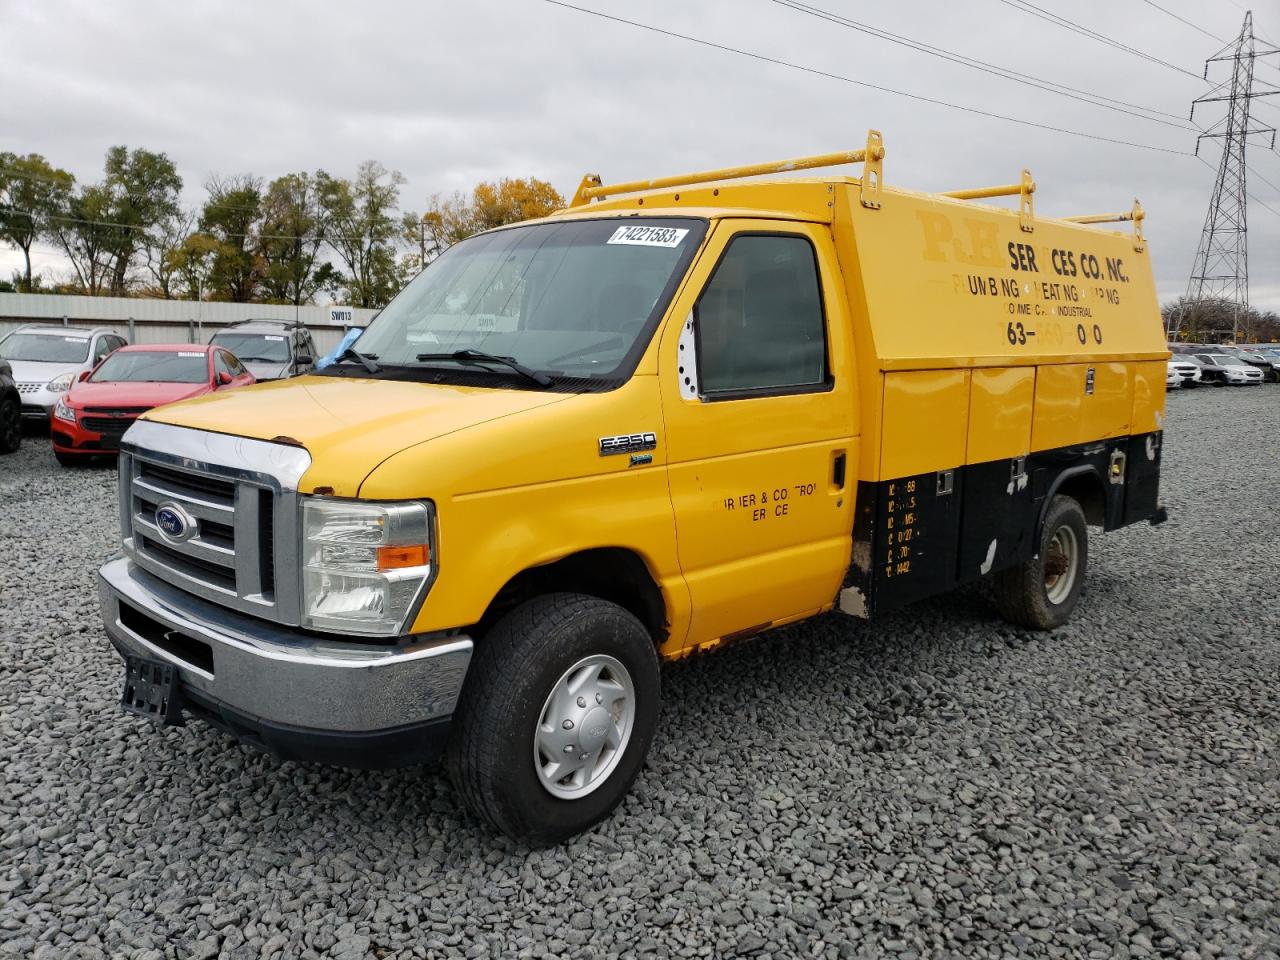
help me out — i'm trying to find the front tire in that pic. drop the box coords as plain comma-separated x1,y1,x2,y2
54,449,81,467
446,593,661,846
992,495,1088,630
0,396,20,454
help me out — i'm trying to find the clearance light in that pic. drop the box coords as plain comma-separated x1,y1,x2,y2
301,499,435,636
377,544,430,570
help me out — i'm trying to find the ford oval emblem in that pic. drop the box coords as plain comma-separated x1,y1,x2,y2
155,502,196,543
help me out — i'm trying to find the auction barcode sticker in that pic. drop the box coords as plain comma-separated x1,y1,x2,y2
178,351,203,357
606,225,688,248
65,337,88,343
265,335,285,341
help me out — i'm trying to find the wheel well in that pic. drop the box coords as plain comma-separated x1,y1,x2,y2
476,548,667,645
1054,470,1107,527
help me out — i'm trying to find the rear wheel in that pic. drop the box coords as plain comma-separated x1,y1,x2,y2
446,593,661,845
992,495,1088,630
0,396,20,454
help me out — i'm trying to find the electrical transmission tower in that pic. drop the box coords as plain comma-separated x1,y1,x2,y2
1178,11,1280,342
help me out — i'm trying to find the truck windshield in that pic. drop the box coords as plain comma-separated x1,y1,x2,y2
90,351,210,384
0,333,91,363
354,217,706,384
210,333,291,363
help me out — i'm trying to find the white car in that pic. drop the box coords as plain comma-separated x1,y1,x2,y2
1166,358,1201,388
0,325,128,421
1192,353,1264,386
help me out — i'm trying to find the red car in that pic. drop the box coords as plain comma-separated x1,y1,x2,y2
51,344,254,464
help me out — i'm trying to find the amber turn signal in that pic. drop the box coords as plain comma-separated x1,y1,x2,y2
376,544,429,571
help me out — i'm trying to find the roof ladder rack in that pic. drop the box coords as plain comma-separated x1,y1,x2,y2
569,129,886,210
942,169,1036,233
1063,200,1145,252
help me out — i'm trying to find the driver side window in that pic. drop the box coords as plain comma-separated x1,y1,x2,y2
693,234,828,399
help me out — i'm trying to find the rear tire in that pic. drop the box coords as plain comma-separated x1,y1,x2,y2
992,495,1088,630
446,593,660,846
0,396,20,454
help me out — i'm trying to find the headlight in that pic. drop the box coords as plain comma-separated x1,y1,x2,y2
301,498,435,636
47,373,75,393
53,397,76,423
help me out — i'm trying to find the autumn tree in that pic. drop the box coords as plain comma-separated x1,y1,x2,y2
318,161,405,308
166,233,222,302
141,210,195,299
417,177,564,261
46,147,181,296
199,175,264,302
50,182,115,295
259,172,331,305
0,153,75,292
100,147,183,294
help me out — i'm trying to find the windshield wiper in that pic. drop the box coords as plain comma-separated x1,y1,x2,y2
236,355,285,363
414,349,552,387
333,346,381,374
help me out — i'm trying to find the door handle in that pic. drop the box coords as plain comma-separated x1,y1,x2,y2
832,451,847,490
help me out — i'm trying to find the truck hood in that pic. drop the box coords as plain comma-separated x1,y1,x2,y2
67,380,210,409
140,375,571,494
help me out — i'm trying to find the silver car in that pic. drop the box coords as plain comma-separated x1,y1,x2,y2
0,325,128,421
207,320,317,382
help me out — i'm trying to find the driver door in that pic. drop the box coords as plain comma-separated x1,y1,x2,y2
658,220,858,650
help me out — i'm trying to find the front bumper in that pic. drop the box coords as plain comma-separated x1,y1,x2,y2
98,556,472,767
51,413,130,453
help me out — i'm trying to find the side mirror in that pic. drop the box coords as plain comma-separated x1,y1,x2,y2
217,371,233,386
78,370,92,382
295,353,313,368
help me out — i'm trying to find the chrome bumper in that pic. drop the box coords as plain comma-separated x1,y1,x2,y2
98,556,472,733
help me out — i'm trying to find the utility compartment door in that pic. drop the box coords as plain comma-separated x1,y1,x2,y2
658,220,857,649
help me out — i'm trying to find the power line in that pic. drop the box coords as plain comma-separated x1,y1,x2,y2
767,0,1194,129
540,0,1192,156
1139,0,1224,43
995,0,1204,80
0,206,371,245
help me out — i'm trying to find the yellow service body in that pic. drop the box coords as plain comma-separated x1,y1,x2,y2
146,172,1167,659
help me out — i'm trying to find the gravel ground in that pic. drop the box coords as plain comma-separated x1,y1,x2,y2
2,386,1278,960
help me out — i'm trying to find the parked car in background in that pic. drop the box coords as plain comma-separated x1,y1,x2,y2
1190,353,1264,386
0,359,20,454
51,345,254,465
1223,347,1280,382
1166,358,1201,388
0,325,127,422
208,320,316,381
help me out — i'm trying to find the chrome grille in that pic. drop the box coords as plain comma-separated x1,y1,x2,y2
118,421,311,626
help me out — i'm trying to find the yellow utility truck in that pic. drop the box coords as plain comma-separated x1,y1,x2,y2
100,132,1168,843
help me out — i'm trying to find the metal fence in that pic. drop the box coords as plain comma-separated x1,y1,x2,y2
0,293,379,356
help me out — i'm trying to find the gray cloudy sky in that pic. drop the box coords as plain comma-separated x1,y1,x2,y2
3,0,1279,309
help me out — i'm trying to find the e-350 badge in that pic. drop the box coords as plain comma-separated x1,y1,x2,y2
598,431,657,457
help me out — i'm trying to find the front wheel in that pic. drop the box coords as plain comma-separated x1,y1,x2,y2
0,396,20,454
992,495,1088,630
446,593,660,845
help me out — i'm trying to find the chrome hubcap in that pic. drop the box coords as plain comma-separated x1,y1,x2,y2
533,654,635,799
1044,524,1080,605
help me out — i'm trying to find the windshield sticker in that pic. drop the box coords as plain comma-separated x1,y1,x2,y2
177,351,203,357
64,337,89,344
607,225,689,248
265,335,285,341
